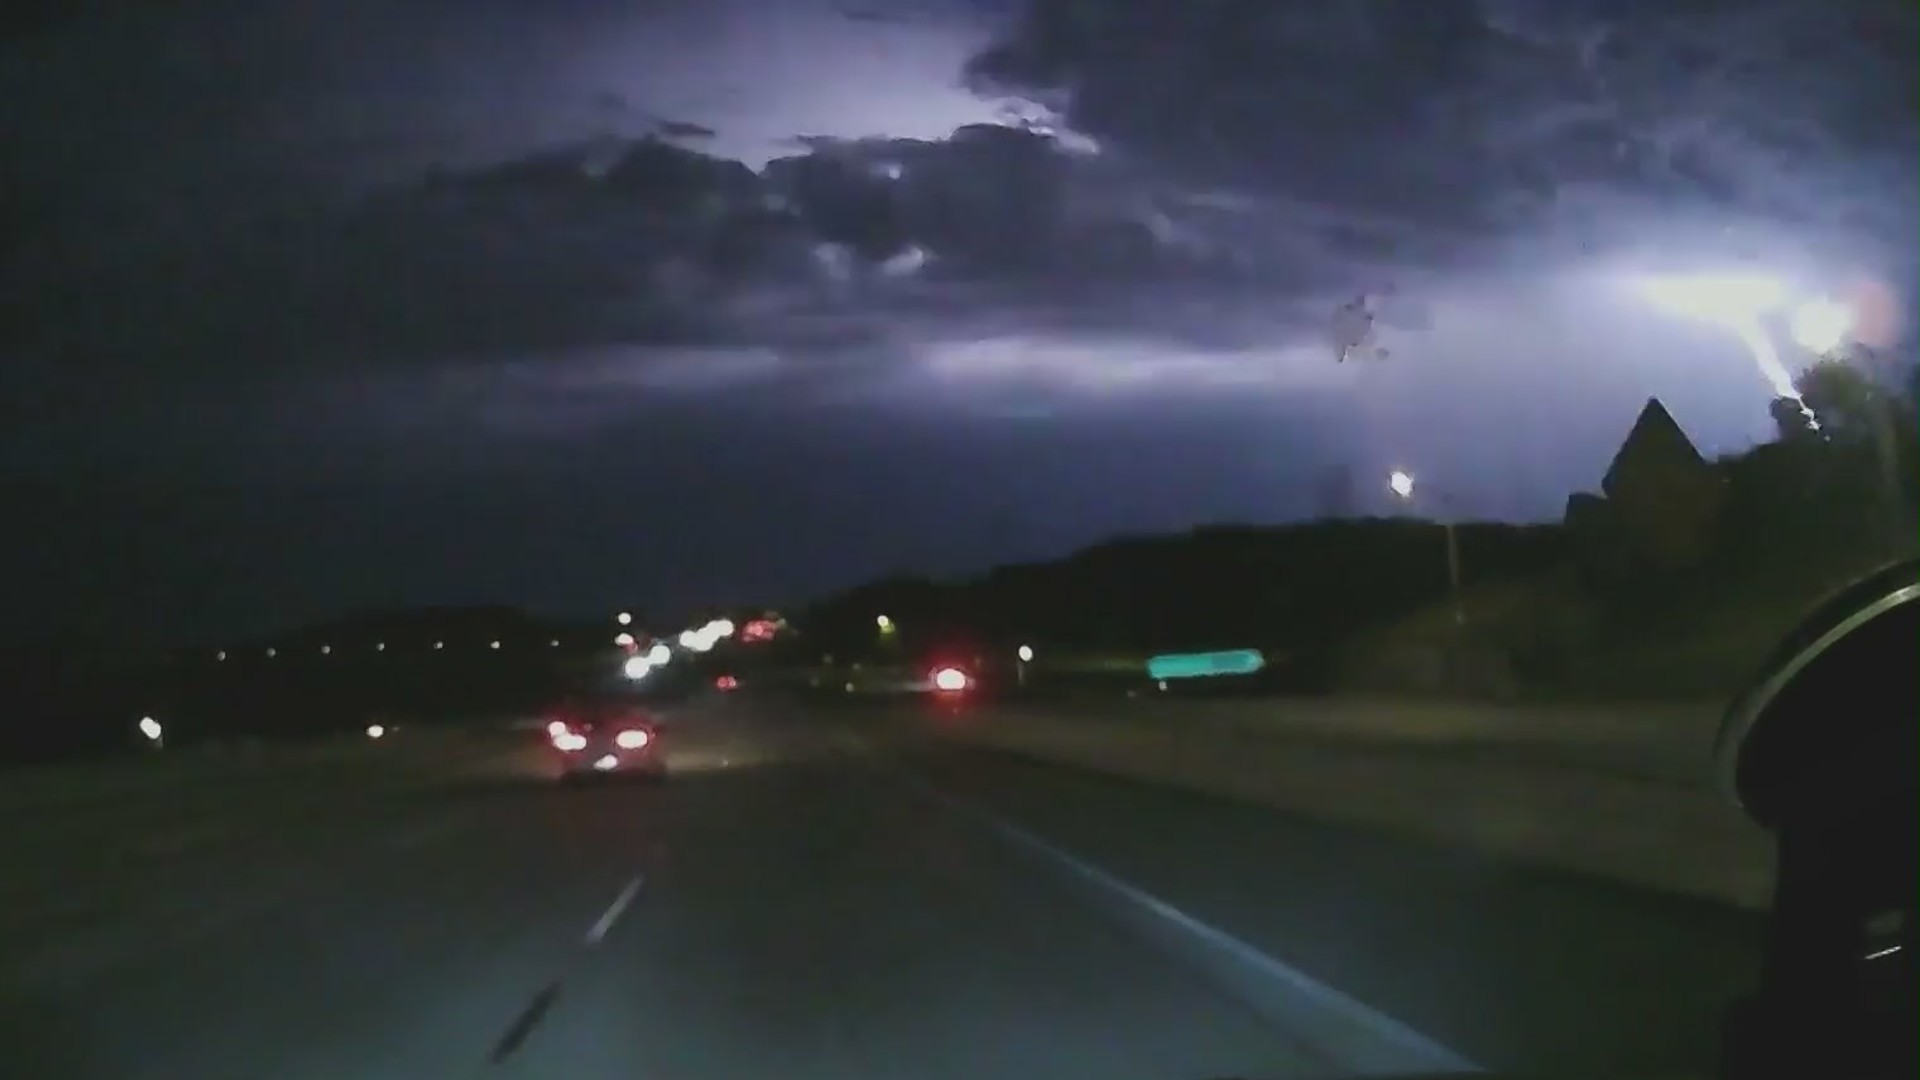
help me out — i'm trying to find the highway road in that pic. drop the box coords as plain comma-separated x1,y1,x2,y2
0,697,1759,1079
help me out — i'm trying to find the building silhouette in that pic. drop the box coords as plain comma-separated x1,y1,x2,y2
1567,398,1726,571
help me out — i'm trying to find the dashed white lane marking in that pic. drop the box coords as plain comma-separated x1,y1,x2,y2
489,981,563,1064
583,875,645,946
482,871,649,1065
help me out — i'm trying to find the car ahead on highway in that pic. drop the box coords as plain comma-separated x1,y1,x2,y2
542,696,666,784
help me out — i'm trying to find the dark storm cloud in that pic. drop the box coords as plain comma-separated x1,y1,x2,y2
3,0,1907,500
4,0,1915,641
966,0,1919,269
15,0,1907,415
655,118,719,140
6,120,1352,400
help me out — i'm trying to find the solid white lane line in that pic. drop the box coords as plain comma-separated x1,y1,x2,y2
896,768,1482,1077
583,874,645,946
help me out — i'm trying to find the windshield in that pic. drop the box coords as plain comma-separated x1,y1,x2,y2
2,3,1913,1079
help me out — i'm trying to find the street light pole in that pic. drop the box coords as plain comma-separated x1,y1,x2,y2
1443,519,1464,626
1390,470,1465,627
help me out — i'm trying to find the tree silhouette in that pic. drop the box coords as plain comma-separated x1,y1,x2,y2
1795,358,1886,441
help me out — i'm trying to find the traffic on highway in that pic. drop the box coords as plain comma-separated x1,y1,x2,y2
3,569,1912,1078
5,3,1915,1078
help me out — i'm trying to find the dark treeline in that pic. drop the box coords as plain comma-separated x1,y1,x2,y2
7,357,1914,763
797,355,1919,698
797,519,1568,666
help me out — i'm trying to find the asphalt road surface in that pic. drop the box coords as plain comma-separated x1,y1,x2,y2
1,698,1759,1079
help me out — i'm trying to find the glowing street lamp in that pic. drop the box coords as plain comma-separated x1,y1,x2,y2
617,611,633,626
875,614,893,632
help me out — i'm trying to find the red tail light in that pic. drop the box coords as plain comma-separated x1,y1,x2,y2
615,728,650,749
931,666,969,692
716,675,738,690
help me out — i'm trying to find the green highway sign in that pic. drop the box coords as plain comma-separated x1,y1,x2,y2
1145,649,1266,680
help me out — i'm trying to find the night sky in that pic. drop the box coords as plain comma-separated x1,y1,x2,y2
2,0,1913,642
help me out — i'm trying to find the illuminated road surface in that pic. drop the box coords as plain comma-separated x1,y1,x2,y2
0,701,1757,1079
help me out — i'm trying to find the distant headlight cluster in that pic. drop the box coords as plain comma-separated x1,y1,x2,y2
678,618,733,653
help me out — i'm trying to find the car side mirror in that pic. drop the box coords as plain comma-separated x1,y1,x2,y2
1711,558,1917,1080
1714,559,1919,833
